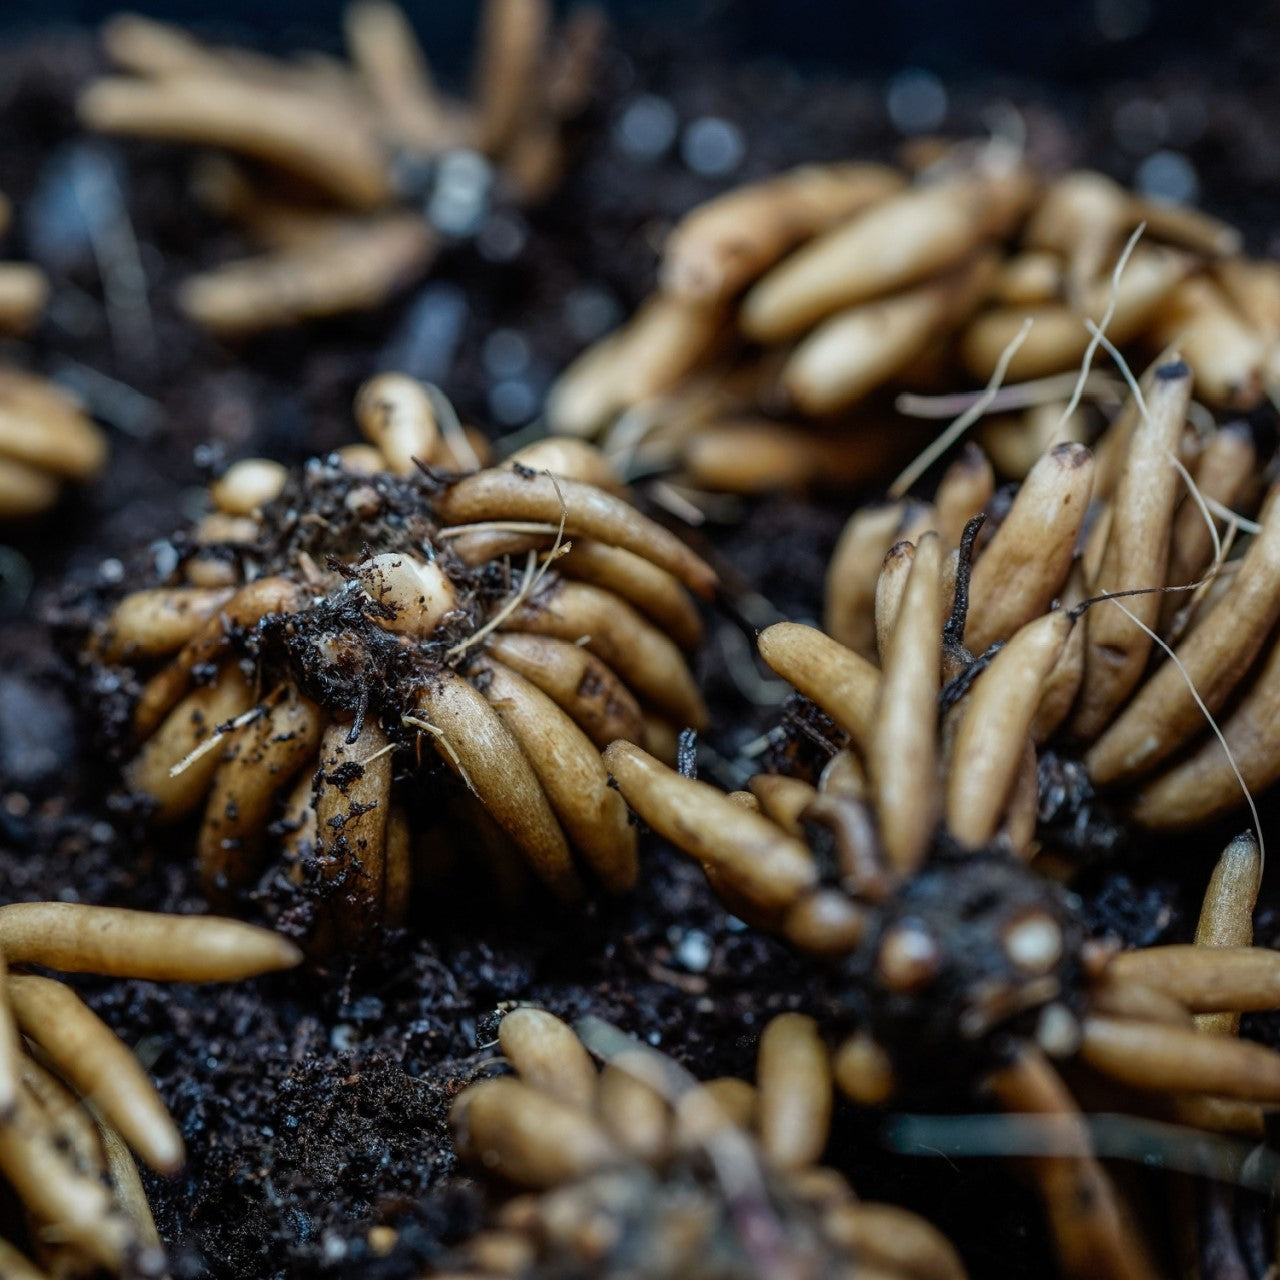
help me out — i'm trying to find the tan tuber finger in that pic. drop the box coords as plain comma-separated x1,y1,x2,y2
210,458,287,516
988,1048,1159,1280
6,974,183,1175
757,622,880,751
79,73,391,208
756,1013,832,1172
507,580,707,729
874,539,915,665
355,372,443,472
825,503,910,659
748,774,819,837
0,369,106,482
0,262,48,334
558,539,702,651
0,902,301,981
93,586,236,662
1161,420,1256,621
545,293,725,436
477,658,637,892
1087,484,1280,783
504,436,626,493
483,632,644,748
741,167,1033,343
179,214,437,334
0,1087,136,1270
966,442,1093,654
1088,975,1194,1027
344,0,453,154
870,533,942,873
946,611,1072,846
411,669,580,900
125,667,257,821
824,1201,967,1280
1071,360,1191,739
436,467,717,597
960,245,1190,382
1146,277,1265,410
498,1007,598,1110
597,1057,670,1162
1196,831,1262,950
1129,614,1280,828
933,444,995,549
0,1237,51,1280
661,161,905,304
832,1031,896,1105
0,454,60,517
604,740,816,914
679,416,919,496
992,250,1064,305
131,575,304,739
96,1118,165,1254
313,717,392,950
197,685,324,897
782,255,995,415
1080,1014,1280,1099
1106,946,1280,1013
1023,170,1130,299
451,1076,617,1188
472,0,552,158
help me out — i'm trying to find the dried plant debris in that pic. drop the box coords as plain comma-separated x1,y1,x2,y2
0,899,298,1278
546,136,1276,498
0,193,106,519
441,1006,964,1279
69,374,713,953
77,2,601,336
826,357,1280,835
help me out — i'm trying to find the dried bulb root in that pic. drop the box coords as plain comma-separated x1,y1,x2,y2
447,1008,965,1279
79,376,711,951
80,0,600,331
546,140,1272,504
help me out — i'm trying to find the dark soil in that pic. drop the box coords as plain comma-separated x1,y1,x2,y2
2,13,1280,1280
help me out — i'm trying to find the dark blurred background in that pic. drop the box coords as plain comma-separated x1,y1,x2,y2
0,0,1272,84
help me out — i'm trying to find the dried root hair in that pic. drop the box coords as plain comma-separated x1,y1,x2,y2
77,374,712,953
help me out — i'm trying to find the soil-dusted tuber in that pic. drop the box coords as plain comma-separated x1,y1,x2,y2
0,192,106,519
547,136,1274,497
71,374,713,953
0,900,299,1278
78,1,602,334
443,1006,965,1279
827,358,1280,835
606,503,1280,1277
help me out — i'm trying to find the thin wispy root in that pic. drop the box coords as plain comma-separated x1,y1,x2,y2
442,1006,965,1278
547,135,1275,502
0,901,300,1278
76,374,713,955
78,2,603,334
